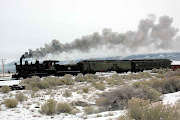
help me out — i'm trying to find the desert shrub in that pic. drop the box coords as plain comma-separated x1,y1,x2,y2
131,74,142,79
4,98,18,108
57,102,72,113
139,72,152,78
154,73,165,78
63,90,72,97
15,92,27,102
107,78,115,86
151,68,165,74
166,69,180,77
84,106,96,115
107,77,124,86
93,81,105,91
127,98,150,120
84,74,99,79
163,76,180,93
151,68,170,74
137,85,161,101
86,78,97,83
21,76,41,85
21,75,75,90
118,115,133,120
96,85,160,111
62,75,75,85
42,77,56,87
21,76,44,90
121,75,132,80
31,86,40,91
82,87,89,93
1,85,11,93
141,103,180,120
75,76,86,82
74,101,89,107
133,76,180,94
126,98,180,120
41,99,57,115
111,74,120,80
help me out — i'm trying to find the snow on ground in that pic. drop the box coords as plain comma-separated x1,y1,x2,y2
0,72,127,120
0,74,21,86
0,71,180,120
163,91,180,105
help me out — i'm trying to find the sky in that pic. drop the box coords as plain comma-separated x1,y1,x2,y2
0,0,179,63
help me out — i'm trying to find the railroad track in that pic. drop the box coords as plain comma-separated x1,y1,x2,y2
0,85,25,91
0,78,25,91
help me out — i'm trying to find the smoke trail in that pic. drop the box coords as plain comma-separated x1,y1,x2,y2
25,14,179,59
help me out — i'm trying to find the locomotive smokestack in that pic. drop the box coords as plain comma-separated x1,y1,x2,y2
20,55,25,65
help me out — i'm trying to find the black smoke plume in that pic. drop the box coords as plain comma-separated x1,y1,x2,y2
24,14,179,59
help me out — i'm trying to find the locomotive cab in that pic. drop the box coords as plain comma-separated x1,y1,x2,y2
43,60,59,71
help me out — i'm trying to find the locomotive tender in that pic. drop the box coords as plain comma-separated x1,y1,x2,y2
12,56,171,79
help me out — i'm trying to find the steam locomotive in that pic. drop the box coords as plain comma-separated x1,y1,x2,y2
12,55,172,79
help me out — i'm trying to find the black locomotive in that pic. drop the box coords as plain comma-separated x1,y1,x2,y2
12,56,172,79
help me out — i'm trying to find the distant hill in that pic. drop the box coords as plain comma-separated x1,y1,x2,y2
123,52,180,60
1,52,180,73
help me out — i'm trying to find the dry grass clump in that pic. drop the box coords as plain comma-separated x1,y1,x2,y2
131,74,142,79
84,74,99,79
82,87,89,93
111,74,120,79
107,74,124,86
75,76,86,82
151,68,171,74
63,90,72,97
15,92,27,102
124,73,152,80
74,101,89,107
96,85,160,111
40,99,73,115
119,98,180,120
21,75,75,91
84,106,96,115
139,72,152,78
93,81,106,91
62,74,75,85
57,102,72,113
106,78,124,86
41,99,57,115
166,69,180,77
4,98,18,108
127,98,150,120
154,73,165,78
1,85,11,93
121,75,132,80
133,76,180,94
121,73,152,81
75,73,85,82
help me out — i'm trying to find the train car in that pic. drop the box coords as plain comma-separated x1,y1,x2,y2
78,60,131,74
131,59,172,72
171,61,180,70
